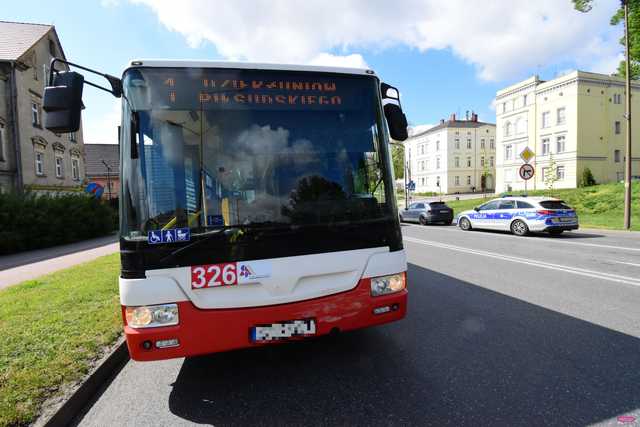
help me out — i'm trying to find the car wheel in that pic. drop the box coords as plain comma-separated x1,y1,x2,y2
511,219,529,236
419,216,428,225
459,217,472,231
549,229,563,236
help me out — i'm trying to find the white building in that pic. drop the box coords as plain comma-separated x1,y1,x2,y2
405,113,496,194
495,71,640,193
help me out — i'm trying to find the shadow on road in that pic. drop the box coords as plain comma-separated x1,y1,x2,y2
463,228,605,240
167,263,640,426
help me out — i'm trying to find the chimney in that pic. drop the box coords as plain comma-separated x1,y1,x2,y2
440,119,445,125
471,112,478,122
450,113,456,121
465,110,469,120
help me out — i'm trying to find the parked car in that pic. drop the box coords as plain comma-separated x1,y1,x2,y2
456,196,579,236
399,201,454,225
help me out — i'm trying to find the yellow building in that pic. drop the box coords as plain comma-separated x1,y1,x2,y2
495,71,640,193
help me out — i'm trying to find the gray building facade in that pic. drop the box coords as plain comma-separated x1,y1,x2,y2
0,21,85,194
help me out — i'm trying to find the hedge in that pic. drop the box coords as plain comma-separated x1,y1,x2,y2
0,192,117,255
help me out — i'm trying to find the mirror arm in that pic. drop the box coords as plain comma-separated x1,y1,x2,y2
49,58,122,98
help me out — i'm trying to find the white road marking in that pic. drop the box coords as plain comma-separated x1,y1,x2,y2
611,260,640,268
403,223,640,252
403,236,640,287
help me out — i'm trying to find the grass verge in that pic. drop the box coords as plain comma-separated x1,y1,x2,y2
0,253,121,427
441,182,640,231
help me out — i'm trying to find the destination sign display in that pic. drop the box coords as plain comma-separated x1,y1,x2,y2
126,68,367,111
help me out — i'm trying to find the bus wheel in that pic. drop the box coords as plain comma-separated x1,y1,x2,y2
459,217,472,231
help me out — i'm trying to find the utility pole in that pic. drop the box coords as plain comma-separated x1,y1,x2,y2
623,0,633,230
102,160,112,201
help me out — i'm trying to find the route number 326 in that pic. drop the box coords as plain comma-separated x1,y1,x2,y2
191,263,237,289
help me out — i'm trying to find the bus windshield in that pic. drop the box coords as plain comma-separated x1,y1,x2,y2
119,67,395,240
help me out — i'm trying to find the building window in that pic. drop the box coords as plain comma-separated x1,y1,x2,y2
69,132,77,142
466,157,472,167
502,102,506,113
557,107,566,125
55,156,64,178
523,94,527,106
556,166,565,180
490,156,494,167
466,139,472,149
31,102,41,127
490,139,495,149
505,144,513,160
542,138,550,155
455,138,460,149
455,157,460,168
436,141,440,151
436,157,441,169
615,149,621,163
541,167,548,180
480,139,485,149
504,121,512,137
35,151,44,175
556,135,566,153
455,176,460,186
481,156,485,167
71,158,80,180
615,121,621,134
421,177,425,186
467,175,471,185
49,39,56,56
542,111,550,128
613,93,622,104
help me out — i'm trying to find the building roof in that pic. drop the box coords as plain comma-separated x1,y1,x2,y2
126,59,374,76
0,21,53,62
409,119,495,139
85,144,120,177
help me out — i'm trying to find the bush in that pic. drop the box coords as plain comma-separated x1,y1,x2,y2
580,168,597,187
0,192,117,255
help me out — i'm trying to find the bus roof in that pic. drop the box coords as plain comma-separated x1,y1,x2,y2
126,59,376,77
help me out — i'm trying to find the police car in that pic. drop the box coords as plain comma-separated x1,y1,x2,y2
457,196,579,236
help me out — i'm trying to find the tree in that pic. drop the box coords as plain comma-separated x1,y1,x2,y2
391,144,405,179
573,0,640,79
544,154,559,193
580,167,597,187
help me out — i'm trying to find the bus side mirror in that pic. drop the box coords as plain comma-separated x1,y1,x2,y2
43,71,84,133
384,103,408,141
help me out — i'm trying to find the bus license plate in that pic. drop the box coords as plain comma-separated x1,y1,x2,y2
251,319,316,342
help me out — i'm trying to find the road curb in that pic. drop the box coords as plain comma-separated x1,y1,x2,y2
37,338,130,427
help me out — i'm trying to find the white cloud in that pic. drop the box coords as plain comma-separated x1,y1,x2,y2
408,124,434,136
308,53,369,69
82,99,120,144
126,0,621,82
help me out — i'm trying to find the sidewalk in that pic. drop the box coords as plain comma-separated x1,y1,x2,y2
0,234,119,290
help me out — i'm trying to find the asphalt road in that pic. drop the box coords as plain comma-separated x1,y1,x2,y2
76,226,640,426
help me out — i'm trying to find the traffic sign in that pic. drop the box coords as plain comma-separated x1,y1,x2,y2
519,163,535,180
406,180,416,191
520,147,535,163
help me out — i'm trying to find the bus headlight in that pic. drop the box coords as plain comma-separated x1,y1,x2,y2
125,304,179,328
370,273,406,297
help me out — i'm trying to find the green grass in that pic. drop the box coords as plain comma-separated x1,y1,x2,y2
0,254,121,427
441,182,640,231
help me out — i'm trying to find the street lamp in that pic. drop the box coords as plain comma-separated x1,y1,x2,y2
623,0,633,229
101,159,112,201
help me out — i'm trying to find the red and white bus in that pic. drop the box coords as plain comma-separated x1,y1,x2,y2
44,60,409,361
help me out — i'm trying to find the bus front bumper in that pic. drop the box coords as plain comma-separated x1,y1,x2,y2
123,277,407,361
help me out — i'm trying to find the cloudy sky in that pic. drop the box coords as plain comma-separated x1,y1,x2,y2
4,0,623,143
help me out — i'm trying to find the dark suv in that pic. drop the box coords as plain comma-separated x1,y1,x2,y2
399,201,454,225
